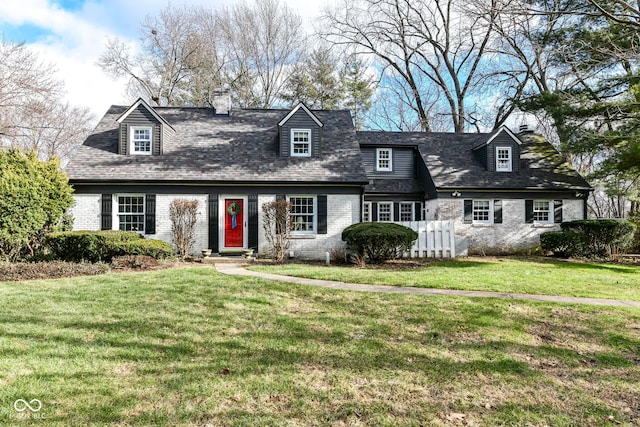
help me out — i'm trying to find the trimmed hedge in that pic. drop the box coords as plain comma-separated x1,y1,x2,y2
342,222,418,263
541,219,636,258
45,231,173,262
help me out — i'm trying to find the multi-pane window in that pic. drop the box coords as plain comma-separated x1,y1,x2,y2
496,147,512,171
400,202,414,221
131,127,152,155
376,148,392,171
291,129,311,157
118,196,145,232
363,202,371,222
533,200,551,223
473,200,492,223
289,196,315,233
378,202,392,221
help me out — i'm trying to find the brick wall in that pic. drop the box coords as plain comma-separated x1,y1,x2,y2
70,194,101,230
258,194,360,260
435,198,585,255
155,195,209,255
71,193,208,255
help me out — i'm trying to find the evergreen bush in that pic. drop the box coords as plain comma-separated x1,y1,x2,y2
342,222,418,263
541,219,635,258
45,231,173,262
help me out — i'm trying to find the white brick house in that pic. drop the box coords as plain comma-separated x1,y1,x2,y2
65,98,591,258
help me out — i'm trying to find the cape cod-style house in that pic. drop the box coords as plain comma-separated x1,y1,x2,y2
64,97,592,258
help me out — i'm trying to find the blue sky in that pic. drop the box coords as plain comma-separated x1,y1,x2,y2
0,0,328,122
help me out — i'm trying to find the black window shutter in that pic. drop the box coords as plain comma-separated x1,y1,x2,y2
393,202,400,222
554,200,563,223
145,194,156,234
525,200,534,223
494,199,503,224
463,200,473,224
101,194,113,230
317,195,327,234
208,194,219,252
248,195,259,250
372,202,378,222
415,202,422,221
275,194,286,234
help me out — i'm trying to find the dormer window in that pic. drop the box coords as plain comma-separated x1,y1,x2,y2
130,126,152,155
376,148,392,171
291,129,311,157
496,146,512,172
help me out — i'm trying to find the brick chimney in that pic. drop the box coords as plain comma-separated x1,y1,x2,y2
212,90,231,116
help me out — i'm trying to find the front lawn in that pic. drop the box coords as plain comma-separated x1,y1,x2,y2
1,266,639,425
250,257,640,301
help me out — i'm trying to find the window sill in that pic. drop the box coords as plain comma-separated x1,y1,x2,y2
471,223,494,227
290,234,317,239
531,223,556,228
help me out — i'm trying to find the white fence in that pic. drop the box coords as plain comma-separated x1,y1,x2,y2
396,220,456,258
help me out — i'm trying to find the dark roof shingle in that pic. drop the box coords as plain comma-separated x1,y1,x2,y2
66,106,368,184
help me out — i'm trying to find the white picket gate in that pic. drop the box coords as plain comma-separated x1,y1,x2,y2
396,220,456,258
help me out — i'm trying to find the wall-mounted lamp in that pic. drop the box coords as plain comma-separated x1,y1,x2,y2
452,191,461,197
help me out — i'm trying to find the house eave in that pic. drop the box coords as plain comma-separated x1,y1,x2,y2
69,179,369,187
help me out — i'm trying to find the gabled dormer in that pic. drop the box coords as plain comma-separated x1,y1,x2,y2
472,126,522,173
115,98,175,156
278,103,323,158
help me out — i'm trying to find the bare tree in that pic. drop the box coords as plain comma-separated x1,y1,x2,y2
0,40,92,161
218,0,306,108
98,4,226,107
321,0,511,132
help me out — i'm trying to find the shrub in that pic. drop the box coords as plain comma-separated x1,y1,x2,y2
342,222,418,263
540,231,584,258
541,219,636,258
170,199,199,257
0,150,73,261
262,199,292,262
561,219,635,257
0,261,109,282
45,231,173,262
112,255,160,269
115,239,174,260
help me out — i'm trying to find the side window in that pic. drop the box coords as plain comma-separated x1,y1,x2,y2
400,202,414,221
117,195,145,232
496,146,512,172
376,148,392,171
288,195,316,233
378,202,392,221
291,129,311,157
130,126,152,155
363,202,372,222
472,200,492,224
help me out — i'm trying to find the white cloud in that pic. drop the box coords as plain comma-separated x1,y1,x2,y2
0,0,333,123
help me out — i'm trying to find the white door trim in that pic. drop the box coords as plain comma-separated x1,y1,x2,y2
219,195,248,252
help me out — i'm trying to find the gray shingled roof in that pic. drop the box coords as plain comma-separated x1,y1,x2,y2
65,106,368,184
365,178,423,194
357,131,592,191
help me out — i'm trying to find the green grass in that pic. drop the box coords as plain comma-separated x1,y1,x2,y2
250,257,640,300
1,266,640,425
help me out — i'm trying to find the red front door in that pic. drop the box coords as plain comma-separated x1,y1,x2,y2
224,199,244,248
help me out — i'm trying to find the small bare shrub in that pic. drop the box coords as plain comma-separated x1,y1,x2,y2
349,253,367,268
170,199,199,257
262,199,291,262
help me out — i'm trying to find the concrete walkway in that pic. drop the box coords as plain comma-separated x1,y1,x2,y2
215,263,640,308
